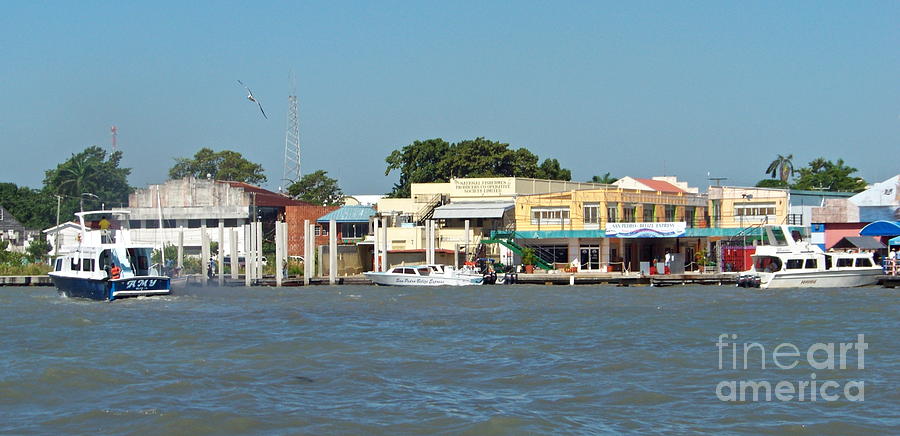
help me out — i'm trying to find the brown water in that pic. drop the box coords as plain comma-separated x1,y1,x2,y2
1,285,897,434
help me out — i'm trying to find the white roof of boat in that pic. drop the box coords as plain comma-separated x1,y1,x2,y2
432,201,514,219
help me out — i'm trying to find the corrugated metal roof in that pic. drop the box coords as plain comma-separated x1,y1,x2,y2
432,202,514,219
317,205,376,223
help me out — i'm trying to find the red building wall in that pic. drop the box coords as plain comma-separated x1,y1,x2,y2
285,205,339,257
824,223,867,249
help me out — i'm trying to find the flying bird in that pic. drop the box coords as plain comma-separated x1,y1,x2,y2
237,80,267,119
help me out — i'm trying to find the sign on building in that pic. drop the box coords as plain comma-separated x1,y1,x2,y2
605,222,686,238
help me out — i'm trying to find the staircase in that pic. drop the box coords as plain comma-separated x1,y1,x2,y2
415,194,446,225
483,229,554,270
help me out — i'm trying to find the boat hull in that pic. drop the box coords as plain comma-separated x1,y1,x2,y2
364,272,483,286
50,274,171,301
759,269,882,289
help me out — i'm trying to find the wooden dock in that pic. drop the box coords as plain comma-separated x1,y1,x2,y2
0,275,52,286
879,275,900,288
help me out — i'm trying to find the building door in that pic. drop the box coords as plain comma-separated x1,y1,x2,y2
580,246,600,270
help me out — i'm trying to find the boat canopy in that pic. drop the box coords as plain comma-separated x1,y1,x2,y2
832,236,886,250
859,220,900,236
890,236,900,247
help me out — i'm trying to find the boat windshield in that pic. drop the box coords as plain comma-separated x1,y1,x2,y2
417,267,431,276
754,255,782,272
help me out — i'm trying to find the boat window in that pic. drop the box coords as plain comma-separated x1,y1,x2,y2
754,256,782,272
804,259,817,269
836,258,853,267
82,258,95,272
824,255,832,270
855,258,872,267
785,259,803,270
404,268,416,275
417,267,431,276
770,228,788,246
70,258,81,271
55,258,63,271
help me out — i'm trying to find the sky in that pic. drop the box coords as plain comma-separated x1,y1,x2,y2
1,1,898,195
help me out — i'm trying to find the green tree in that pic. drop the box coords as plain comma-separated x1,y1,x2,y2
791,158,867,192
169,148,267,185
589,173,618,184
42,146,132,218
765,154,795,183
754,179,789,189
0,183,56,230
384,137,572,197
385,139,451,198
287,170,345,206
25,236,51,263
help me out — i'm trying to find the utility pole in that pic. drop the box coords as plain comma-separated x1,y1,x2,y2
110,125,118,151
54,195,61,258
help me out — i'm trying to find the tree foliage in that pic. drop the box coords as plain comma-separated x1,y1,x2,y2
589,173,619,184
765,154,795,183
0,183,55,229
287,170,344,206
754,179,789,188
791,158,867,192
384,137,572,197
169,148,267,185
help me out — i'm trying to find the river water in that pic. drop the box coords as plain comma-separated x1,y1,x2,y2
1,285,897,435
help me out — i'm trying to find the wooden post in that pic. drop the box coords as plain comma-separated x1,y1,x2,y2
230,228,239,280
382,217,389,271
200,224,209,286
177,227,184,272
373,216,380,273
329,218,337,285
464,219,470,267
217,221,225,286
275,221,283,287
247,222,256,283
244,224,251,286
256,221,263,279
303,219,311,286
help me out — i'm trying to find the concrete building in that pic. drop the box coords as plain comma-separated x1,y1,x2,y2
127,177,327,256
811,175,900,249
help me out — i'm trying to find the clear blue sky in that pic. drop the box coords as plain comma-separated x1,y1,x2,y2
2,1,898,194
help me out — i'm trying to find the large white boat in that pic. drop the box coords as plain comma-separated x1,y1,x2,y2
48,211,171,301
365,264,484,286
739,225,882,289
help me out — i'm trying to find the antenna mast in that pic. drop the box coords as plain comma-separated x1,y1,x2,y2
282,72,301,190
110,125,118,151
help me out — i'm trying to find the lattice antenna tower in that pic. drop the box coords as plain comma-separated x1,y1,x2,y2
282,72,301,191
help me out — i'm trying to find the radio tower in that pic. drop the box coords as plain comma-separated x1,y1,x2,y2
282,73,301,191
110,125,118,151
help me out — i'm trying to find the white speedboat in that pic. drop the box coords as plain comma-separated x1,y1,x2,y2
48,211,171,301
365,264,484,286
738,225,882,289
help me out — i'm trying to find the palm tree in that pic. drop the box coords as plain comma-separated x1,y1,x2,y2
765,154,794,183
590,172,618,184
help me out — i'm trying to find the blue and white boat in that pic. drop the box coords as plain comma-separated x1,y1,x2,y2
48,210,171,301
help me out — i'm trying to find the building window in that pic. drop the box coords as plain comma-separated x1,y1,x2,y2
534,245,569,264
205,219,219,227
144,220,159,229
734,202,776,221
684,208,695,226
314,225,329,236
643,205,654,222
224,219,238,227
163,219,177,228
606,202,618,223
188,219,201,229
583,203,599,225
531,207,570,225
622,204,636,222
129,220,142,229
665,205,676,222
